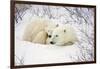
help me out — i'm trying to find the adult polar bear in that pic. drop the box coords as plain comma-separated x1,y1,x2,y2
47,25,78,46
22,17,58,44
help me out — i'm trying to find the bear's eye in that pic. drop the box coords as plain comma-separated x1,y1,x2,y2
64,29,66,32
48,35,51,38
55,35,58,37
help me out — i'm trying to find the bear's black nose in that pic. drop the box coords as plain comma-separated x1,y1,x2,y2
50,41,54,44
48,35,51,38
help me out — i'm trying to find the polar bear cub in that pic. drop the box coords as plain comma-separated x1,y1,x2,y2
47,25,78,46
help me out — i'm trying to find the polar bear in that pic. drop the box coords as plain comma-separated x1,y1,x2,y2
22,17,57,44
47,25,78,46
23,18,47,41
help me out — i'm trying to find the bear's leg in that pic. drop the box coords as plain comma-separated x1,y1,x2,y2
32,31,48,44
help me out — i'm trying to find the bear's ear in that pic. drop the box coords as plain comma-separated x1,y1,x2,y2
64,29,66,32
56,24,59,27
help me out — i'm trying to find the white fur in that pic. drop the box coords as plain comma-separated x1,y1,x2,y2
47,25,78,46
22,17,56,44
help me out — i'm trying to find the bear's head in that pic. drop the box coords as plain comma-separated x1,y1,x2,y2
47,25,78,46
45,23,59,38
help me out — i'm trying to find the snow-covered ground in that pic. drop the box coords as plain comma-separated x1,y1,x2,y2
15,4,95,65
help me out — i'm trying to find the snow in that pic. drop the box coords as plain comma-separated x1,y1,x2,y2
15,39,80,65
15,4,95,65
